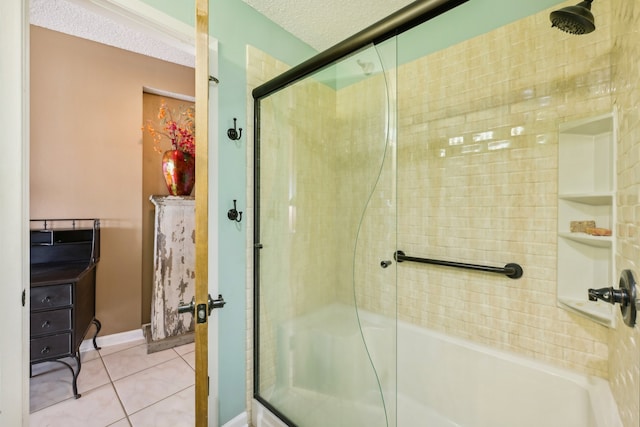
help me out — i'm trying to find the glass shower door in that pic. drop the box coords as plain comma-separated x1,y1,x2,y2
254,40,398,427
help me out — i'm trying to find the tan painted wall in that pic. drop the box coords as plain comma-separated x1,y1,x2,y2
30,26,195,335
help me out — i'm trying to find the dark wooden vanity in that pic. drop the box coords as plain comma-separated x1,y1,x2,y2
29,219,102,398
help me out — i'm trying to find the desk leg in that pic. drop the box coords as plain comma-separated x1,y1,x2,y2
91,318,102,350
53,356,81,399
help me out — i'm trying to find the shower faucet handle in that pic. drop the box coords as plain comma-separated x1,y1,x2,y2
588,269,638,328
588,287,628,305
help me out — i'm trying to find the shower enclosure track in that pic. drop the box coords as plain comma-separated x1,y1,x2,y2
394,250,523,279
251,0,469,100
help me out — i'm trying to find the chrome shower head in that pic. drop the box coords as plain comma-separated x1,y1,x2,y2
550,0,595,35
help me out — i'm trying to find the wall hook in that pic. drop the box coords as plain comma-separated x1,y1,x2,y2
227,118,242,141
227,200,243,223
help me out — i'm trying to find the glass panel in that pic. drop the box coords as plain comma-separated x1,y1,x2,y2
256,40,397,427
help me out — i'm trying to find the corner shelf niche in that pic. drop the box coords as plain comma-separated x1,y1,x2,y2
557,113,616,327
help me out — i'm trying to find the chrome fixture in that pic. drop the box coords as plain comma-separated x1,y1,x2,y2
178,294,226,324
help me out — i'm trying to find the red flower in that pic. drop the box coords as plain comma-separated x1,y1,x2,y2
142,100,195,156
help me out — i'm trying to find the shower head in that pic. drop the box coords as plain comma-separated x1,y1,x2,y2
550,0,595,35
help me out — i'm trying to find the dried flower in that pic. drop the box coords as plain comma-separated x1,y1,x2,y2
142,100,195,157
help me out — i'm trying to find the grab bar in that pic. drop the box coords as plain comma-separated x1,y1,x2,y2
394,250,523,279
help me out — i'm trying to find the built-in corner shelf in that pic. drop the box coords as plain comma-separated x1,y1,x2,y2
557,113,616,328
557,297,616,325
557,232,612,248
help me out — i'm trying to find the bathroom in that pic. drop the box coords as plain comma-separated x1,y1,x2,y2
249,0,639,426
2,0,639,426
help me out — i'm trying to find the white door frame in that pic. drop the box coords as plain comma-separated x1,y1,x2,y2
0,0,30,425
1,0,219,423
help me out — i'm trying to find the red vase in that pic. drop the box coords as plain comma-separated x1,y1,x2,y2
162,150,195,196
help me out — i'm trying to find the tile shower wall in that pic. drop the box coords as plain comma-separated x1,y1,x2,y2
610,0,640,425
390,2,614,378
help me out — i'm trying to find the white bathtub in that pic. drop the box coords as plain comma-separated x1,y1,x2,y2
254,304,622,427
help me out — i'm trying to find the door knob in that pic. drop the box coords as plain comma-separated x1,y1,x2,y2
178,297,196,315
209,294,226,311
178,294,226,324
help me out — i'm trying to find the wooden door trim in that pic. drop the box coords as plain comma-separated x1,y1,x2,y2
194,0,209,424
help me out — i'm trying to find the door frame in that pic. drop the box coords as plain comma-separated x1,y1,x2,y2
0,0,30,425
2,0,219,423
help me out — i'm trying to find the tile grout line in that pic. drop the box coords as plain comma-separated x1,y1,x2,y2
126,383,196,421
101,343,181,382
97,349,132,427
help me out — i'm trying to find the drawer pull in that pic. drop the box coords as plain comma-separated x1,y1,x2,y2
41,346,50,355
41,320,50,329
41,296,51,304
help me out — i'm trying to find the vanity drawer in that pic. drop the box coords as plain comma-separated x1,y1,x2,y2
30,333,72,362
30,309,72,336
31,284,72,310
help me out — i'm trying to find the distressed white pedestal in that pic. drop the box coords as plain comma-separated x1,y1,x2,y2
149,195,195,349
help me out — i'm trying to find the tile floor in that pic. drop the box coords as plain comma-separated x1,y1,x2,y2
29,338,195,427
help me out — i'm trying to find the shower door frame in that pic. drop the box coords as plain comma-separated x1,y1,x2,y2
251,1,470,425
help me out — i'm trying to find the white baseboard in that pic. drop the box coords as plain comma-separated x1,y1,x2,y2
79,328,145,353
223,412,248,427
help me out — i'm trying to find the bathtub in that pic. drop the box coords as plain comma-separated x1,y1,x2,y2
253,304,622,427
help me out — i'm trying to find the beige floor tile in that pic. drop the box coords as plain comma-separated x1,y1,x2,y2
107,419,132,427
80,348,102,362
113,357,195,415
98,338,147,357
102,344,178,381
181,351,196,370
29,339,199,426
128,386,195,427
29,384,126,427
174,341,195,356
31,356,73,377
30,357,110,413
29,363,75,413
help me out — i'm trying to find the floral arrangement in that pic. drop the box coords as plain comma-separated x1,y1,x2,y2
143,100,195,157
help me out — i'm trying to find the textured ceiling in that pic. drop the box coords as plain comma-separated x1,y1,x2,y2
244,0,415,51
29,0,416,66
29,0,195,67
